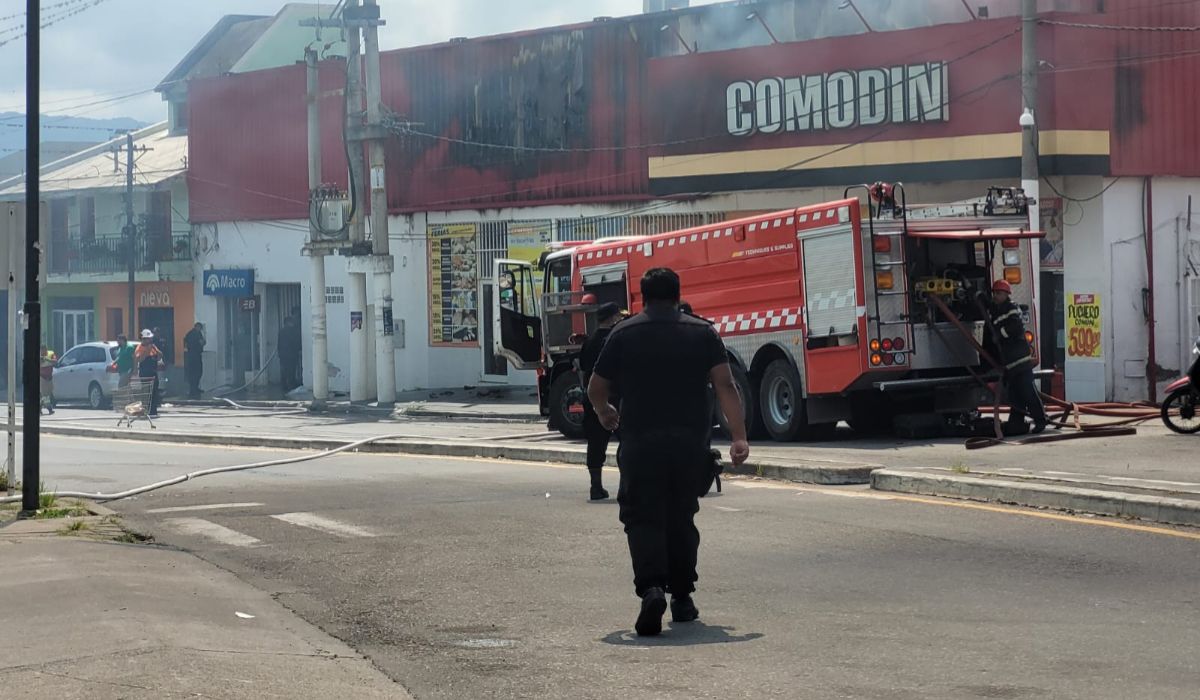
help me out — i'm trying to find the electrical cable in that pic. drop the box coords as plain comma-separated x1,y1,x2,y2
1041,177,1122,204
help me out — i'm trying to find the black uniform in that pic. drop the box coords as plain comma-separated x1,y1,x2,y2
183,327,205,399
990,298,1046,431
579,325,615,470
592,306,728,597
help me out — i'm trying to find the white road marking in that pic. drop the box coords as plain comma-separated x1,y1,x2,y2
1105,476,1200,488
1043,471,1089,477
147,502,265,514
165,518,261,547
714,506,744,512
270,512,378,538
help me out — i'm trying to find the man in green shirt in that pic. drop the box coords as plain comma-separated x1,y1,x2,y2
115,334,135,387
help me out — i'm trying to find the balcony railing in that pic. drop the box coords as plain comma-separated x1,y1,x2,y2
49,233,191,275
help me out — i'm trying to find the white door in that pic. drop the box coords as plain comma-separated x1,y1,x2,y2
53,346,86,399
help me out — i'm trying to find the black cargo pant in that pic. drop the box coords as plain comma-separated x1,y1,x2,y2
582,400,613,469
617,435,708,597
1005,363,1046,427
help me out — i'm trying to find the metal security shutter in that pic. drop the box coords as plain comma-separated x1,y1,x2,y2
803,231,857,337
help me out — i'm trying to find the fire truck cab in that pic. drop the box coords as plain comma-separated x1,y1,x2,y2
493,184,1042,441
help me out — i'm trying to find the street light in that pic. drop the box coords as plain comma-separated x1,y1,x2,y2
745,11,780,44
659,24,695,54
838,1,874,33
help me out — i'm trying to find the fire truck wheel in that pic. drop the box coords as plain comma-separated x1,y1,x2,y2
717,363,761,440
549,372,587,440
759,360,807,442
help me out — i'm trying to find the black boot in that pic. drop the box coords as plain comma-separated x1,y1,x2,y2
671,594,700,623
588,468,609,501
636,587,667,637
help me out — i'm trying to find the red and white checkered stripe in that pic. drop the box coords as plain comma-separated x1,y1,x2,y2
712,308,802,335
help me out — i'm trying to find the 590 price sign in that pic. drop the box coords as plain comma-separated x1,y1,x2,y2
1067,293,1102,359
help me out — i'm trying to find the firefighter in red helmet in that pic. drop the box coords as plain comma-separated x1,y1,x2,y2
989,279,1047,435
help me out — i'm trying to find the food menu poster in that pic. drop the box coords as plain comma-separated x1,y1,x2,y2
429,224,479,346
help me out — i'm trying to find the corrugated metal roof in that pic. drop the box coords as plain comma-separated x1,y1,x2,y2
0,123,187,197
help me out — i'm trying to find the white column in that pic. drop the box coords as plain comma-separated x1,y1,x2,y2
348,272,370,403
373,270,396,405
309,254,329,405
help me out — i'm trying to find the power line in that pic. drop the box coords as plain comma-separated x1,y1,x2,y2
1039,18,1200,31
0,0,113,50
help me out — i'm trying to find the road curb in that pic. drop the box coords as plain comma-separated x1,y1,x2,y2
871,468,1200,527
40,425,876,486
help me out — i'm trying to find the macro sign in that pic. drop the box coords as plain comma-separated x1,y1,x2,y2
203,269,255,297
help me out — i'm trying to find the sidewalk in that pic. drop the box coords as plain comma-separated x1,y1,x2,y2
0,537,411,699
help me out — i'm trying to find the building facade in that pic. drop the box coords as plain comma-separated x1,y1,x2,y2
186,0,1200,402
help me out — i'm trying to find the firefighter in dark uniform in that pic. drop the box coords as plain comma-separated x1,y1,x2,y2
579,302,623,501
989,279,1047,435
588,268,750,637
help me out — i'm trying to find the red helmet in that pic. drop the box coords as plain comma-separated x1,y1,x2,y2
992,280,1013,295
581,293,598,305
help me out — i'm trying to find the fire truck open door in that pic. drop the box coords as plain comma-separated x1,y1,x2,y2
493,259,543,370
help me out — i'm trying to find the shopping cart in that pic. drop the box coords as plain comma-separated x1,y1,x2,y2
113,377,158,429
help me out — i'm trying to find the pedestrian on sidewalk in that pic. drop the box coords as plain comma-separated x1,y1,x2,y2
278,316,302,393
988,280,1047,435
136,329,165,416
183,322,206,399
588,267,750,637
114,334,134,387
579,302,623,501
39,345,56,415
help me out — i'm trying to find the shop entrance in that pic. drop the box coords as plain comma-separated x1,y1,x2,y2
1040,271,1065,390
263,283,303,388
480,279,509,382
139,307,176,365
220,296,260,385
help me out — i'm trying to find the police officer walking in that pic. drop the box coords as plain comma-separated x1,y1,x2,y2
578,302,623,501
989,280,1047,435
587,267,749,637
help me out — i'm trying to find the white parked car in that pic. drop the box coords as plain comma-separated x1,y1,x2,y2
52,341,121,409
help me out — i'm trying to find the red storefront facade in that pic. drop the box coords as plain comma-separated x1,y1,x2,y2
185,0,1200,401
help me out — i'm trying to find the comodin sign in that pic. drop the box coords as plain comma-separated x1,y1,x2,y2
203,269,255,297
725,62,949,136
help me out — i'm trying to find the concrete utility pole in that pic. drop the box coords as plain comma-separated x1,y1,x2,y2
304,47,330,408
124,131,136,336
362,0,396,406
1021,0,1041,366
6,208,18,497
21,0,41,514
344,0,372,403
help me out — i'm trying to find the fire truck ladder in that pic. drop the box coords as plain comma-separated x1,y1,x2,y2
846,183,911,343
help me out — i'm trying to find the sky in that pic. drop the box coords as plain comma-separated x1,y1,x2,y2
0,0,724,124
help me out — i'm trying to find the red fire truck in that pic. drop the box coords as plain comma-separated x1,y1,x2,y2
493,185,1041,441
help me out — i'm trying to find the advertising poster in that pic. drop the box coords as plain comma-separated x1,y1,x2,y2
428,224,479,346
506,221,553,291
1066,293,1102,359
1039,197,1064,269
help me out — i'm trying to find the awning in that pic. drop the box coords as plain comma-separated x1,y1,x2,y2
905,229,1045,241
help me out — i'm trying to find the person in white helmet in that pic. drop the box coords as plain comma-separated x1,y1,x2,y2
135,329,165,416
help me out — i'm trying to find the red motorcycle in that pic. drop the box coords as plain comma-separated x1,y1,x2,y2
1162,319,1200,434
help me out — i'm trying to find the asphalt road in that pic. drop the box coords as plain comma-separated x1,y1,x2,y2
27,435,1199,699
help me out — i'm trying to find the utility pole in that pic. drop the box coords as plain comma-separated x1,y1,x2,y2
305,47,330,408
124,131,136,336
1021,0,1041,367
21,0,41,514
5,207,18,498
344,0,371,404
363,0,396,406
